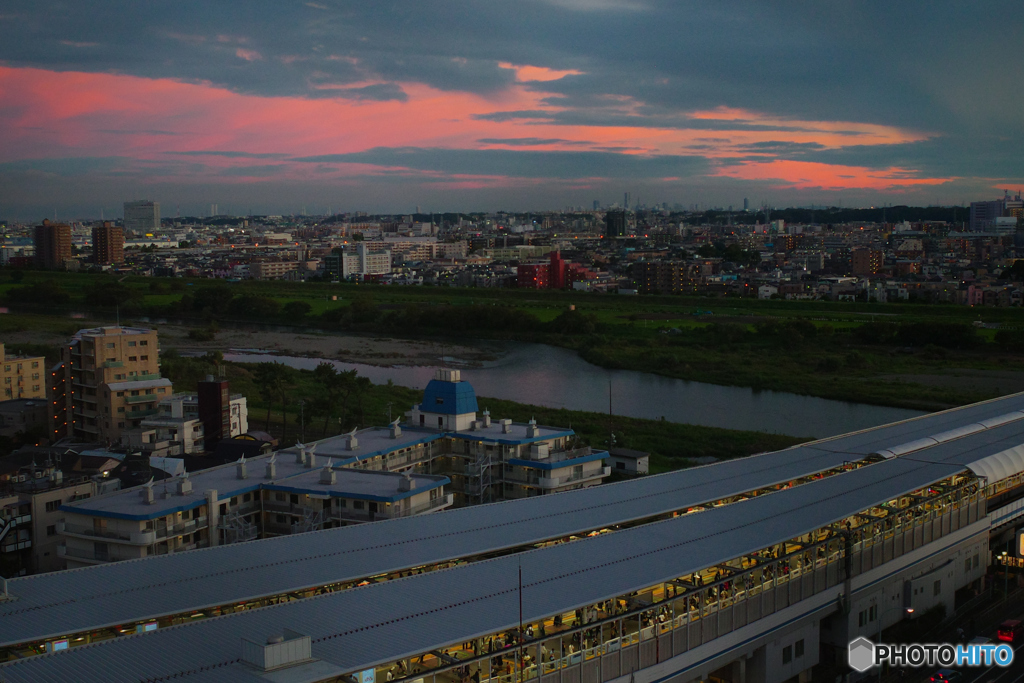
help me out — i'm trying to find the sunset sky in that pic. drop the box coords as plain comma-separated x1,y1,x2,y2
1,1,1022,218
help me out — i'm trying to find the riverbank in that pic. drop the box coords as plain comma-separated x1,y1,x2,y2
6,271,1024,411
159,353,810,474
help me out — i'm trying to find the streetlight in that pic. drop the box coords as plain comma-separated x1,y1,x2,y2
877,605,914,683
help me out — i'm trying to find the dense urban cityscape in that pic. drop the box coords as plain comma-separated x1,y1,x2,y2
6,192,1024,305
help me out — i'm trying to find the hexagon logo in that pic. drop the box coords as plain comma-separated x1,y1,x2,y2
848,637,875,672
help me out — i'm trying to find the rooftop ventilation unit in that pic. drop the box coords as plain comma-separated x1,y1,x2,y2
240,629,317,673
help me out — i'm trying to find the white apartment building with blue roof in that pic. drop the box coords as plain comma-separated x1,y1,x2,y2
56,370,608,568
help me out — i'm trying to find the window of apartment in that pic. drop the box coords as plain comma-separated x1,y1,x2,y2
44,500,61,512
128,356,137,362
131,390,139,396
338,499,347,508
869,605,877,622
192,508,200,520
782,645,792,665
117,391,124,397
31,373,39,380
2,365,7,372
32,385,39,392
230,497,237,506
974,553,980,569
140,355,149,361
353,500,365,510
795,640,804,658
290,494,298,505
118,421,125,428
3,389,10,398
275,493,285,502
934,580,941,596
31,361,38,368
140,340,148,346
128,341,136,347
965,558,972,573
46,525,57,536
219,504,227,515
243,493,251,503
276,515,285,523
145,389,153,395
158,388,165,393
106,343,115,349
4,378,10,385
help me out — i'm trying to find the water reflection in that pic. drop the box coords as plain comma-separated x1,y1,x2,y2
224,342,923,437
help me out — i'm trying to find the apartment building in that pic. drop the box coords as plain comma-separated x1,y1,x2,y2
1,453,119,575
33,220,72,270
59,453,451,568
0,344,46,401
53,326,172,444
91,222,125,265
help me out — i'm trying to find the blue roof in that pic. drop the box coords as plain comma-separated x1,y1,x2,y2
421,379,478,415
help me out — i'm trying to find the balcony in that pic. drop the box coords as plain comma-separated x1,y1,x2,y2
537,466,611,489
60,520,157,546
125,393,159,404
102,360,124,368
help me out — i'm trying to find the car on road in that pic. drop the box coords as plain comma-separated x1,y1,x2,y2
930,669,963,682
998,619,1023,643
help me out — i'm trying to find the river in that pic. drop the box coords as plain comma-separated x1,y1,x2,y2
223,342,923,438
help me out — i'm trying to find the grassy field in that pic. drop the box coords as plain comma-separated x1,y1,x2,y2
5,270,1024,410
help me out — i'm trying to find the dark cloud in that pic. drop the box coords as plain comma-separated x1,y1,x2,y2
219,165,288,177
737,141,827,153
294,146,708,179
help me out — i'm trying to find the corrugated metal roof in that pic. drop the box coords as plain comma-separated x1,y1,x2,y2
2,392,1022,652
0,453,971,683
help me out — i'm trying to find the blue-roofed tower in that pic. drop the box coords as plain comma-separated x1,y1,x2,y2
407,369,478,431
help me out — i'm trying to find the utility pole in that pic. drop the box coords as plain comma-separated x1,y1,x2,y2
299,400,305,443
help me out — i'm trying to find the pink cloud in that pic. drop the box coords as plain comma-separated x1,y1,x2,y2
0,65,950,191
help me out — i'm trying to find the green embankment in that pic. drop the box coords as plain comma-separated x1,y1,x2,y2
5,270,1024,410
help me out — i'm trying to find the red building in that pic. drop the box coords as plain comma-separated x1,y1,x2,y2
517,263,549,289
518,251,594,289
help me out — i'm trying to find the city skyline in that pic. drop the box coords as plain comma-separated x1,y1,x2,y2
1,1,1022,219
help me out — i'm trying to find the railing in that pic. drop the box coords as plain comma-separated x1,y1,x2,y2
538,466,611,489
60,521,155,545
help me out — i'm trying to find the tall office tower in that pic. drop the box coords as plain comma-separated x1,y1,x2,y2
33,219,72,269
123,200,160,232
593,200,600,211
743,198,749,211
210,204,218,217
91,222,125,265
604,210,628,237
624,192,630,210
54,326,172,444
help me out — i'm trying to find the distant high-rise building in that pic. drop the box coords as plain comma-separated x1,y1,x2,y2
33,219,72,269
123,200,160,232
210,204,218,217
91,222,124,265
624,192,630,210
971,193,1023,231
604,210,628,237
743,198,749,211
851,248,883,277
593,200,599,211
